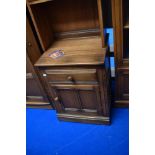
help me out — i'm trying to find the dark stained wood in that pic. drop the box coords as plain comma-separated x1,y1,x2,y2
112,0,129,107
97,0,105,47
112,0,129,65
35,36,106,67
36,63,111,124
54,29,100,40
115,68,129,100
51,84,103,114
47,0,99,33
102,0,113,28
27,1,54,51
28,0,53,5
26,0,106,51
27,104,53,109
114,100,129,108
58,113,110,125
42,68,98,84
26,15,53,109
123,0,129,29
27,0,111,124
26,16,42,64
26,53,51,108
124,21,129,29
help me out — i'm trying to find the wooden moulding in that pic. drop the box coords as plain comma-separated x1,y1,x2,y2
28,0,54,5
26,104,53,109
57,113,110,125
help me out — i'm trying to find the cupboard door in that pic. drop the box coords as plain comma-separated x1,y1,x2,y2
52,84,103,115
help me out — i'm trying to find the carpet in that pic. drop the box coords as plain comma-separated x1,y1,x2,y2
26,108,129,155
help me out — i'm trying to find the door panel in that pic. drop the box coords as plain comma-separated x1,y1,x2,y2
57,89,80,109
52,84,102,115
78,90,97,110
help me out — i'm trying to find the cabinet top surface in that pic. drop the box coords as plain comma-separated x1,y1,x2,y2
35,36,106,67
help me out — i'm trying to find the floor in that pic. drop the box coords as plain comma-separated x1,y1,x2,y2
26,108,129,155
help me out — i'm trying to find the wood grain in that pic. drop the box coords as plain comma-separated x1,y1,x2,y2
26,53,50,106
43,69,98,84
26,16,42,64
26,0,106,51
97,0,105,47
112,0,129,107
35,36,106,66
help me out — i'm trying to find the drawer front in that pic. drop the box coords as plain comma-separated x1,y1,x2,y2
42,69,98,84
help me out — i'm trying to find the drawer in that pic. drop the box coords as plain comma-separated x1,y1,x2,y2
42,69,98,84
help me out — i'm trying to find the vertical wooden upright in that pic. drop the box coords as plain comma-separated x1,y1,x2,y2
112,0,129,107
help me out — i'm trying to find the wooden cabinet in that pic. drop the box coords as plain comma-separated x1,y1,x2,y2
112,0,129,107
35,65,111,124
27,0,111,124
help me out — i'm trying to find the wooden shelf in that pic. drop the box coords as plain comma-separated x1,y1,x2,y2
35,36,106,66
28,0,53,5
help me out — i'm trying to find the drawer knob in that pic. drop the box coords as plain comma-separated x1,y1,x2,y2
54,97,59,101
67,76,73,80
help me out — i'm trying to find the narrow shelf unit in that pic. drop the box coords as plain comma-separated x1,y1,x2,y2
27,0,106,53
112,0,129,107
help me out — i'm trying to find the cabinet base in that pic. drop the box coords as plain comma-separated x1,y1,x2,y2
57,113,110,125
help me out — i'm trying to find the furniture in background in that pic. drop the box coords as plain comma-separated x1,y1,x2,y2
112,0,129,107
27,0,111,124
26,16,52,109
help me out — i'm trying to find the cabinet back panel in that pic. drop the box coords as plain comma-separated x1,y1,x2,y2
47,0,99,32
31,4,54,50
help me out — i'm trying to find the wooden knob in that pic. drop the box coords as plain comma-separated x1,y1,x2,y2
54,97,59,101
67,76,73,80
